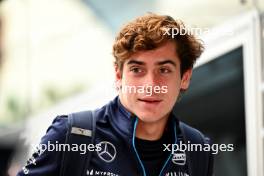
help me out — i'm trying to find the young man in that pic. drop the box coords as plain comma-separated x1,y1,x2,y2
17,14,214,176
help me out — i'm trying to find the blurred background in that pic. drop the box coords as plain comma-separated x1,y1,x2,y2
0,0,263,176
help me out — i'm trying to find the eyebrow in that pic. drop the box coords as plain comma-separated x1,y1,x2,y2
127,60,145,65
126,59,177,67
156,60,177,67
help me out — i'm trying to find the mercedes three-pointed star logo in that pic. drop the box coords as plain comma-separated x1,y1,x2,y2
97,141,117,163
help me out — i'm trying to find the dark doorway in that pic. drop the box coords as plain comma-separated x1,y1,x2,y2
174,46,247,176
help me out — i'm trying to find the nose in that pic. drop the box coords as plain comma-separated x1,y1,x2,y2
145,72,157,86
144,71,159,88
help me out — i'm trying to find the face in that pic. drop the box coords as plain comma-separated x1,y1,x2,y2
116,41,192,123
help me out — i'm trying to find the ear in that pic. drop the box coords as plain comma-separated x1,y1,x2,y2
115,64,122,88
180,69,192,91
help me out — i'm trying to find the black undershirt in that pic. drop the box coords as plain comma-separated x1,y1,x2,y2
135,127,174,176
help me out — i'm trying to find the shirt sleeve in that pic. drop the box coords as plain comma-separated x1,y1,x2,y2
17,115,68,176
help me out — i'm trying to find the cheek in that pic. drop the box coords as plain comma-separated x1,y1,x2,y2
120,76,138,98
162,82,181,104
165,77,181,92
121,73,137,85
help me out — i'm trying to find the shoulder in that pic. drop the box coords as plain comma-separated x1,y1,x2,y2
17,115,69,176
178,121,211,144
43,115,68,143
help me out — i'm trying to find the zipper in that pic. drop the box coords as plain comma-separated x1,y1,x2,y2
132,117,178,176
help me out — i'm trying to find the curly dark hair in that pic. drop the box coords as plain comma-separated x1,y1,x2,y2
112,13,204,76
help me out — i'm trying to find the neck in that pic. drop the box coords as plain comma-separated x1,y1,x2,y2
135,115,169,141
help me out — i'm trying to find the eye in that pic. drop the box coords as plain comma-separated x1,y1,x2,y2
160,67,171,74
130,67,143,73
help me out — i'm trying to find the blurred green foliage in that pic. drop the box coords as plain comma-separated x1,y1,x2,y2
0,84,86,125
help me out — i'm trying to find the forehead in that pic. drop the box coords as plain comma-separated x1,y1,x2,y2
124,41,180,65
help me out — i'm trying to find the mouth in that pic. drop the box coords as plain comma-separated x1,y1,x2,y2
138,98,163,104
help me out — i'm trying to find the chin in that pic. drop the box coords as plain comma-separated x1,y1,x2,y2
135,111,165,123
